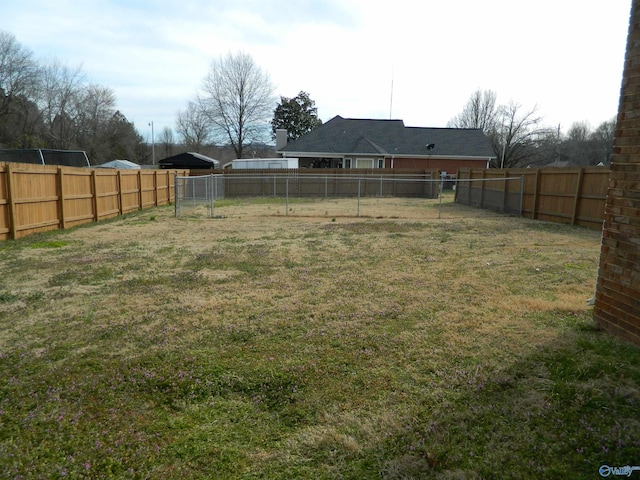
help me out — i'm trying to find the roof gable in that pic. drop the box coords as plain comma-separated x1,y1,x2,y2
349,136,388,155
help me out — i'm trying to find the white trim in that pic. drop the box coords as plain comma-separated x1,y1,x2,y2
280,151,496,162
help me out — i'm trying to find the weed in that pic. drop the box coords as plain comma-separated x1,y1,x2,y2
0,198,632,479
0,290,18,303
28,240,70,249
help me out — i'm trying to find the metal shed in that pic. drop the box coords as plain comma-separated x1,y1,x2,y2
158,152,220,169
96,159,141,169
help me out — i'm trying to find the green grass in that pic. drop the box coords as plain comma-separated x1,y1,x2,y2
28,240,71,249
0,200,638,479
214,197,316,208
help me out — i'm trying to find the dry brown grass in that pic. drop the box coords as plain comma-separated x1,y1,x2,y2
2,196,636,480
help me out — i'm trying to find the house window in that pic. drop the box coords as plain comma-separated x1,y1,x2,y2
344,158,352,168
355,158,374,169
378,158,384,168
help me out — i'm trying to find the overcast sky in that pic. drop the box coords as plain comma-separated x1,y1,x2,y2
3,0,632,143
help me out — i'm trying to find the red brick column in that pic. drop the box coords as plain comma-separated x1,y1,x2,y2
594,0,640,344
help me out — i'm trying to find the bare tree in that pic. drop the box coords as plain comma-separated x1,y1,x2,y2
0,32,39,116
494,102,549,168
106,110,145,163
567,121,591,142
0,30,146,160
198,51,275,159
449,89,549,167
0,31,41,146
447,89,498,133
74,84,116,163
176,101,211,152
38,60,86,148
590,117,616,165
560,121,593,166
158,126,174,158
556,118,617,167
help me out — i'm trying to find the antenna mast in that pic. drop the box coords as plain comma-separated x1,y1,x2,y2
389,65,394,119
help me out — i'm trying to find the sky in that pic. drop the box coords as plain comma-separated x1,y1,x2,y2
3,0,632,144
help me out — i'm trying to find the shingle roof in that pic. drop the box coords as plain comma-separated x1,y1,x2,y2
279,115,495,158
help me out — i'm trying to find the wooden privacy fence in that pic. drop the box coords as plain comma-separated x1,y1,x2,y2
456,167,610,229
188,168,441,198
0,162,187,240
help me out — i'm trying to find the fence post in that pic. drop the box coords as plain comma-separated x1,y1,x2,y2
137,170,143,210
91,169,99,222
286,177,289,215
57,167,66,230
174,173,178,217
479,170,486,208
532,168,541,219
454,174,459,203
438,181,442,219
153,171,158,206
519,176,525,217
501,170,509,212
117,170,123,215
6,163,16,240
357,179,361,217
571,168,584,225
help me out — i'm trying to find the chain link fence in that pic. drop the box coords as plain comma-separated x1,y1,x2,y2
174,174,225,218
175,173,440,218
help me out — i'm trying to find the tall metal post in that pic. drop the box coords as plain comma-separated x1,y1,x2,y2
149,121,155,165
286,177,289,215
174,173,178,217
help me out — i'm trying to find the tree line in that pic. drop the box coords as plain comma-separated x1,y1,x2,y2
1,30,614,167
447,89,615,168
0,31,144,165
1,34,322,165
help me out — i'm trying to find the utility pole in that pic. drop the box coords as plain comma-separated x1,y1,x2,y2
149,121,155,165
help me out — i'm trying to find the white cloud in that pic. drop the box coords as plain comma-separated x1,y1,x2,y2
2,0,631,141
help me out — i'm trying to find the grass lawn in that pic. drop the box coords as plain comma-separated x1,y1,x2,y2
0,197,639,479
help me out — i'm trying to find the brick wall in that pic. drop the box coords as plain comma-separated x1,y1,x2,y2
387,157,489,172
594,0,640,344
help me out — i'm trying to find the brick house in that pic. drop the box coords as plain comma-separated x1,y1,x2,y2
594,0,640,345
276,115,495,173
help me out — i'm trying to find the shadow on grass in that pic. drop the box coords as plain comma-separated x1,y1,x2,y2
371,314,640,479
